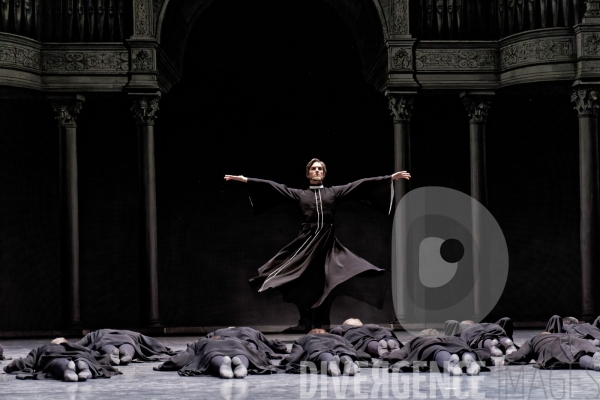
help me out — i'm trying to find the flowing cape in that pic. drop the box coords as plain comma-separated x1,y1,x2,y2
247,176,393,308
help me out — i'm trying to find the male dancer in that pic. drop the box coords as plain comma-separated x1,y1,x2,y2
225,158,410,331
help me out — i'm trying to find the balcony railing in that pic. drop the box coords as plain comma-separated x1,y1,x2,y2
0,0,131,42
410,0,584,39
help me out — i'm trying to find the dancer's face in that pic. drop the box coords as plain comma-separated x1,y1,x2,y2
307,162,326,183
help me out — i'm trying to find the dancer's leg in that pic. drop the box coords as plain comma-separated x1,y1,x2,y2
210,355,233,378
231,355,249,378
47,358,77,381
101,344,120,365
316,353,339,376
461,352,480,375
118,344,135,365
340,355,360,376
76,360,92,381
579,354,600,370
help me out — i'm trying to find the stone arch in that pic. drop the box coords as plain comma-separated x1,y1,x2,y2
155,0,388,89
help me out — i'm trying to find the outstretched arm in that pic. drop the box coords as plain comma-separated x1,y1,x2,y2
391,171,411,181
224,175,248,183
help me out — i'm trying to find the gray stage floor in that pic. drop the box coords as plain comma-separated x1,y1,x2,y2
1,330,598,399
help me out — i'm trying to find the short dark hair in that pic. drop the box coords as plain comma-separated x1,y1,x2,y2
306,158,327,175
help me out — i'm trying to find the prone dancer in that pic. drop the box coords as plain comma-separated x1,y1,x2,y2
505,332,600,370
545,315,600,344
329,318,402,357
280,328,367,376
380,329,489,376
444,318,518,356
3,337,121,382
154,336,276,379
206,327,289,359
75,328,177,365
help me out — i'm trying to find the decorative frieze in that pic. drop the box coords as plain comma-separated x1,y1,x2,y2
392,48,412,69
132,49,153,71
43,51,128,71
500,38,573,69
0,44,40,70
583,33,600,56
415,49,496,70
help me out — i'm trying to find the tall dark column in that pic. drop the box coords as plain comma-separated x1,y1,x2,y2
572,87,599,321
461,91,493,319
387,92,415,323
130,92,161,327
51,95,84,328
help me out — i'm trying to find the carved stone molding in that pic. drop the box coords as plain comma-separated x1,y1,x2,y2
132,49,153,71
572,87,599,116
392,48,412,69
583,0,600,23
43,51,128,72
52,98,84,126
500,38,573,69
461,94,493,123
134,0,151,36
392,0,409,35
0,44,40,70
387,94,415,122
131,93,161,124
415,49,496,70
583,33,600,56
153,0,162,34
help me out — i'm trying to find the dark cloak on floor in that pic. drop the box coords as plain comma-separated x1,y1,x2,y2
444,317,514,340
505,333,599,369
246,176,393,309
154,337,276,376
545,315,600,340
279,333,371,374
206,327,288,359
444,320,518,351
75,329,178,362
381,336,491,372
329,324,402,352
3,342,121,380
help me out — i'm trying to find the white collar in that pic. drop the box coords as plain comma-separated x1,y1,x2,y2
309,185,323,189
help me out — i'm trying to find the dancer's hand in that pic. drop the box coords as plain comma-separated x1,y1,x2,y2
391,171,411,180
224,175,248,183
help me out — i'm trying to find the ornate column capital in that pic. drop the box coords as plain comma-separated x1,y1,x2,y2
386,92,416,123
572,87,600,116
460,91,494,124
50,95,85,127
130,92,161,125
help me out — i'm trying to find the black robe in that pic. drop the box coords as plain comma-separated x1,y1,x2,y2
329,324,402,352
75,329,178,362
545,315,600,340
381,336,491,372
545,315,579,334
206,327,289,359
3,342,121,380
445,320,517,351
279,333,371,374
154,337,276,376
505,333,599,369
247,176,393,309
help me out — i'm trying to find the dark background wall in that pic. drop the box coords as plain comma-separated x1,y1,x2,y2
0,0,585,331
